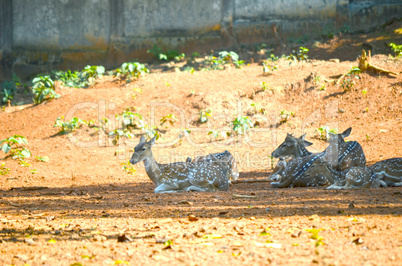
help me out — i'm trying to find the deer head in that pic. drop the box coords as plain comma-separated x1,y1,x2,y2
130,136,156,165
271,133,313,158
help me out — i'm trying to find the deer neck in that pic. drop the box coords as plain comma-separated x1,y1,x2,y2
296,144,312,157
143,152,162,186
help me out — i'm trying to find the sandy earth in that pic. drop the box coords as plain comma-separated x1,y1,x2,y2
0,23,401,265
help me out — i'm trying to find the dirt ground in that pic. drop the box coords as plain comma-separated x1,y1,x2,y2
0,24,401,265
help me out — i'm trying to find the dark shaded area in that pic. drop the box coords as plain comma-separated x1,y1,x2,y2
1,182,401,222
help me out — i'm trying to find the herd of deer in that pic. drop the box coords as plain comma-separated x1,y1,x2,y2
130,128,401,193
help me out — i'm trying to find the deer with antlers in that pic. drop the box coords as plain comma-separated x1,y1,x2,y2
130,136,232,193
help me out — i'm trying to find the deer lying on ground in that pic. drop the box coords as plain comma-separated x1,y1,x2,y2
130,136,231,193
304,159,386,189
186,150,239,182
270,134,315,181
322,127,366,171
270,153,339,188
369,158,402,186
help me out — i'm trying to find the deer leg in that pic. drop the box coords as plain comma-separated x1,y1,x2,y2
326,183,344,190
186,185,211,192
271,175,294,188
154,183,180,193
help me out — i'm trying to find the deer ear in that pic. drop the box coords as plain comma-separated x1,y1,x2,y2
149,136,156,145
342,127,352,138
303,140,313,147
139,136,146,143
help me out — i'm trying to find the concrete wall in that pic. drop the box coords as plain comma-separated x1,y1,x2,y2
1,0,401,80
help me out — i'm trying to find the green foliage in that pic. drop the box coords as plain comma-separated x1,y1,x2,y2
0,135,31,164
262,61,277,75
232,116,253,135
160,114,177,126
54,116,89,134
32,75,60,104
388,42,402,58
0,162,10,175
117,110,143,128
121,161,136,175
208,129,229,139
315,126,337,141
36,156,50,162
0,81,17,105
306,228,324,247
260,81,272,92
114,62,149,83
251,102,266,114
109,128,134,146
206,51,245,70
199,109,212,123
341,67,361,90
286,47,309,63
147,44,185,61
279,110,295,123
53,65,104,88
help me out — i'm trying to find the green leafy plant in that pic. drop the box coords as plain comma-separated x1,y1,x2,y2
262,62,277,75
388,42,402,58
53,65,104,88
286,47,309,63
315,126,337,141
208,128,229,140
109,128,134,146
117,110,143,129
341,67,361,91
147,45,185,61
306,228,325,247
219,51,245,68
199,109,212,123
113,62,149,83
260,81,272,92
160,114,177,126
251,102,266,114
0,162,10,175
32,75,60,104
232,116,253,135
279,110,295,123
0,81,17,105
54,117,89,134
121,161,136,175
1,135,31,164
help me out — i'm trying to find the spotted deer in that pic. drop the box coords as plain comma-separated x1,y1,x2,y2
186,150,239,182
304,159,386,189
270,133,316,181
130,136,230,193
270,153,338,188
322,127,366,171
369,158,402,186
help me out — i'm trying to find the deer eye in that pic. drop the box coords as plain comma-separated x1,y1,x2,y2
141,148,146,151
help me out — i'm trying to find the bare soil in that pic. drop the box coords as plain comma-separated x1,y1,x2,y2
0,25,401,265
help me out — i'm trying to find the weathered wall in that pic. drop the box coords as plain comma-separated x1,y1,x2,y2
0,0,401,80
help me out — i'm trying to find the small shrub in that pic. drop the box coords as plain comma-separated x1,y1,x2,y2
54,116,88,134
0,81,17,105
32,75,60,104
114,62,149,83
109,129,134,146
315,126,337,141
341,67,361,91
199,109,212,123
208,129,229,139
251,102,266,114
0,163,10,175
262,62,277,75
54,65,104,88
116,110,143,129
1,135,31,165
279,110,295,123
388,42,402,58
147,45,185,61
232,116,253,135
121,161,136,175
160,114,177,126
